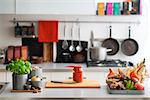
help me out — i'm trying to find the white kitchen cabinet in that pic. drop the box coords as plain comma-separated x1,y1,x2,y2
6,72,12,82
16,0,95,15
0,72,6,82
0,72,13,82
0,0,15,14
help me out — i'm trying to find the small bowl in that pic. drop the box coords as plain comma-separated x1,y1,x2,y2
31,81,42,88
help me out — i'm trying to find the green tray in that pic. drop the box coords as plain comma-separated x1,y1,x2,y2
107,86,145,94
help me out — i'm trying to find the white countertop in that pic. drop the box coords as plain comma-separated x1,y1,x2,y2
0,62,150,99
1,78,150,99
0,63,126,72
0,63,86,72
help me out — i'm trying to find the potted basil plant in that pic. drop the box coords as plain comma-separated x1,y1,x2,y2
6,59,32,90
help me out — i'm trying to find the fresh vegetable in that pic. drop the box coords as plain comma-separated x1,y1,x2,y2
106,59,146,91
137,65,146,76
107,68,116,77
129,81,136,90
134,83,144,90
130,70,140,81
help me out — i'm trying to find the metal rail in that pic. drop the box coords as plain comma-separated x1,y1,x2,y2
11,18,140,24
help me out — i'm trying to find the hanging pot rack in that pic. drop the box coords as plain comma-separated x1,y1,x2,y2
11,18,140,24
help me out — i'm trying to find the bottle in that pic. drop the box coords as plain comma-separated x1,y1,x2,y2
67,65,83,83
73,66,83,83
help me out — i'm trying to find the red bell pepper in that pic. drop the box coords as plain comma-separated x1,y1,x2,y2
130,70,140,81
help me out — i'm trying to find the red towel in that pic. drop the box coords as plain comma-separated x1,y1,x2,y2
38,20,58,42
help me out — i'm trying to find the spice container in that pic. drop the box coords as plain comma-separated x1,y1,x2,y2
113,3,121,15
123,2,130,15
67,66,83,83
73,66,83,83
106,3,113,15
97,3,105,15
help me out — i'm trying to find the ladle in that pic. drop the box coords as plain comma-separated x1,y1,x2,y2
69,27,75,52
62,24,68,50
76,26,82,52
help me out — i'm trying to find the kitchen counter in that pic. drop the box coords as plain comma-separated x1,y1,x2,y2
0,63,126,72
0,63,86,72
0,62,150,100
0,78,150,99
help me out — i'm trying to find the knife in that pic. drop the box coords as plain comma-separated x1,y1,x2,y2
50,80,76,84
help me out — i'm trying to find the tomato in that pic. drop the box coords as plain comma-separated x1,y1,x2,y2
134,83,144,90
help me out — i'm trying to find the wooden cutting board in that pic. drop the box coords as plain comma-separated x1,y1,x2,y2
14,46,21,60
7,46,14,62
21,46,28,61
45,80,100,88
43,43,53,62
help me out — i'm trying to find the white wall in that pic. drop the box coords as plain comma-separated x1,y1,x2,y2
0,15,21,48
0,0,149,66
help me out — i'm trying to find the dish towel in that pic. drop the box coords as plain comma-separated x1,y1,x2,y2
38,20,58,42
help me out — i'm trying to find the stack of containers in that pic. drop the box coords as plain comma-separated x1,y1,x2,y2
97,0,141,16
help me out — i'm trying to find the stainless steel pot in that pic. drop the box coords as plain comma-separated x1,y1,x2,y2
90,47,111,61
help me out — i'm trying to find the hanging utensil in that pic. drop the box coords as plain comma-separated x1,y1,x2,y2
69,26,75,52
121,26,139,56
76,26,83,52
62,24,68,50
90,31,94,47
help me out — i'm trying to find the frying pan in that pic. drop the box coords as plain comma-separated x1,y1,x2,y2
121,26,139,56
102,26,119,55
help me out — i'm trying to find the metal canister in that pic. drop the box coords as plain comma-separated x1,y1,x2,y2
123,2,130,15
97,3,105,15
106,3,113,15
113,3,121,15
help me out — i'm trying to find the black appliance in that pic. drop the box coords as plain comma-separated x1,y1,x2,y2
87,59,133,67
22,38,43,58
56,40,88,63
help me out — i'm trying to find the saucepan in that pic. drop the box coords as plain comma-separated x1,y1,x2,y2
89,31,111,61
90,47,112,61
